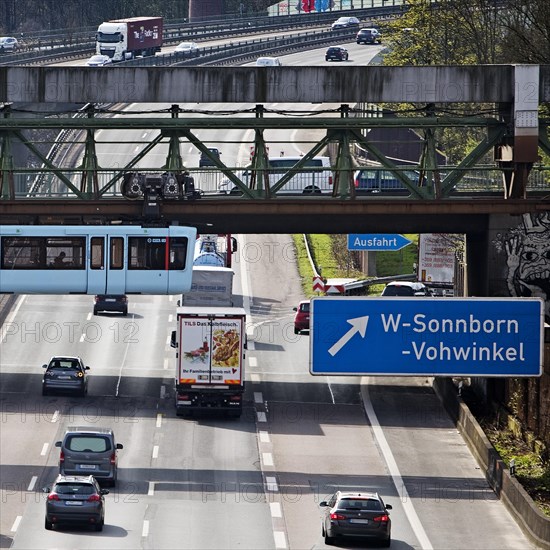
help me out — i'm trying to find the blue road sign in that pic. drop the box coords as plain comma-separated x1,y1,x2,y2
310,297,544,377
347,234,412,251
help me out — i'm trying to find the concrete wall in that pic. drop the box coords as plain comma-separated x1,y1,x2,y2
434,377,550,550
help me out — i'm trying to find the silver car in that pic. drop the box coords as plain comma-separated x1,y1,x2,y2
42,356,89,396
55,427,123,486
0,36,18,53
44,474,108,531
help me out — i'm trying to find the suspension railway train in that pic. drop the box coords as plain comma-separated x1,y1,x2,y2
0,225,197,295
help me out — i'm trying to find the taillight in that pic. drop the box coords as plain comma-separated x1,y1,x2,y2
330,513,346,520
87,494,101,502
177,394,189,401
230,395,241,402
355,178,359,188
122,296,128,303
59,450,65,463
328,175,333,186
48,493,59,501
373,515,389,522
94,296,100,303
110,452,116,465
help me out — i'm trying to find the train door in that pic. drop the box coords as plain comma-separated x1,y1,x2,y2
87,236,107,294
105,236,126,294
125,235,169,293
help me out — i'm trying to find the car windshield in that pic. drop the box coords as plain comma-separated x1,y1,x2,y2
339,499,383,511
54,483,94,495
49,359,80,369
66,435,111,452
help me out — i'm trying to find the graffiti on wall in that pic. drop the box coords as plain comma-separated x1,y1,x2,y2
493,213,550,323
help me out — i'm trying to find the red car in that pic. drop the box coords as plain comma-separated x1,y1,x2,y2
293,300,310,334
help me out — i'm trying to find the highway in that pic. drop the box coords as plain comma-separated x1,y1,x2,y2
0,234,535,549
0,45,538,550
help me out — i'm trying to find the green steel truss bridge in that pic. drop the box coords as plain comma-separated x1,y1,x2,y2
0,64,548,232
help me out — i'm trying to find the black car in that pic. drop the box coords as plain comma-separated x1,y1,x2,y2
356,28,382,44
44,474,108,531
42,356,89,396
320,491,392,547
93,294,128,316
325,46,349,62
199,147,222,167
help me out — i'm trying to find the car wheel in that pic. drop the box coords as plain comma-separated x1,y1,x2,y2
95,519,104,532
324,530,334,545
381,535,391,547
93,308,98,315
122,309,128,317
45,517,53,530
294,327,300,335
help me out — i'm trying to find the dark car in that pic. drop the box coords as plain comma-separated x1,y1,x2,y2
293,300,310,334
356,27,382,44
320,491,392,547
199,147,222,167
331,16,360,30
94,294,128,316
42,356,89,397
44,474,108,531
325,46,349,62
55,427,123,486
381,280,430,296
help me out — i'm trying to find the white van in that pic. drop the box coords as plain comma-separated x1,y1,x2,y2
219,156,333,195
255,56,282,67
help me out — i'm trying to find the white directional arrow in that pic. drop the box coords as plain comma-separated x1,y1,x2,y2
328,316,369,356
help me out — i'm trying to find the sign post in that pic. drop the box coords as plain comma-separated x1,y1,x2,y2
310,297,544,377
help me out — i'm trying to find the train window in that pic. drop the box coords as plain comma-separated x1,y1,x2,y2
90,237,104,270
169,237,189,270
110,237,124,270
1,237,43,269
128,237,166,270
46,237,85,269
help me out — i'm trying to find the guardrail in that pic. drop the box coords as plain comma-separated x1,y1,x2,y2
0,5,400,67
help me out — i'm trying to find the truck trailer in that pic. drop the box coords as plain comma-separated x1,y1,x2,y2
171,267,246,417
96,17,163,62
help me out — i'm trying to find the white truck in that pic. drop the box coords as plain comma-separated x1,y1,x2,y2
171,267,246,417
96,16,163,62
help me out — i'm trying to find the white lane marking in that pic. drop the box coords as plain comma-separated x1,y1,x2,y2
86,312,92,321
254,391,263,404
248,340,255,351
160,385,166,399
270,502,282,518
257,412,267,423
51,410,59,423
249,356,258,367
164,358,170,370
40,443,49,456
10,516,22,532
142,520,149,537
168,314,173,323
115,327,133,398
273,531,287,549
165,334,171,346
152,445,159,459
262,452,274,466
27,476,37,491
141,132,148,139
250,373,260,382
362,382,433,550
79,333,85,343
259,430,270,443
156,413,162,428
148,482,155,496
238,235,254,336
266,476,278,492
326,378,336,404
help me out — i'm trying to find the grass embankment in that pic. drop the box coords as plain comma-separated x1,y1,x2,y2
292,233,550,518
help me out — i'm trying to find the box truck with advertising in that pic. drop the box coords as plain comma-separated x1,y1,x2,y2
171,266,246,417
